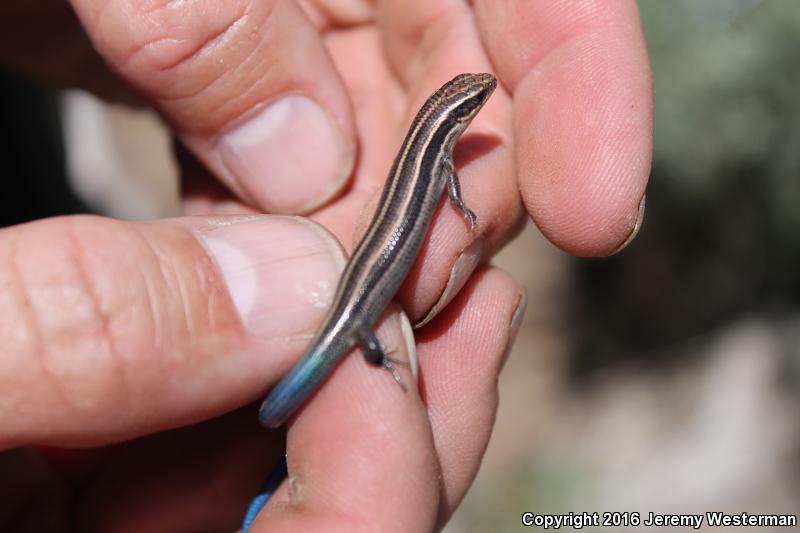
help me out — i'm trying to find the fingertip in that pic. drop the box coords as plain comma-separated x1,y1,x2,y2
416,267,525,510
514,29,652,256
263,307,437,530
475,0,652,256
72,0,357,214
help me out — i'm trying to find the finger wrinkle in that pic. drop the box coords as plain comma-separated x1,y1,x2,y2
114,0,275,114
173,248,197,337
4,232,37,360
66,218,127,398
148,235,196,338
198,58,263,116
133,225,180,353
128,228,163,354
298,0,374,29
10,237,78,427
120,3,250,79
9,241,77,426
133,20,241,75
191,241,226,331
146,11,273,132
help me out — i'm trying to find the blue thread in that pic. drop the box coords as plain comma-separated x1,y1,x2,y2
241,456,288,532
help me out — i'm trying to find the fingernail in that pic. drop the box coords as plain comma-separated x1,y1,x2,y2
414,239,484,328
500,288,527,369
609,194,646,255
217,96,354,214
197,216,346,337
397,308,418,380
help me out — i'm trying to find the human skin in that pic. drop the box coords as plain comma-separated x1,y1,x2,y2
0,0,652,531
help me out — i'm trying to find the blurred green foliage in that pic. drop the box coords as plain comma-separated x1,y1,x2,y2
572,0,800,374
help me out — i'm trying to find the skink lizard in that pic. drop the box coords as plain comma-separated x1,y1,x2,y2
257,72,497,428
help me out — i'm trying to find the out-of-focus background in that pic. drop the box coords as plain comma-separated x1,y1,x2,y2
1,0,798,531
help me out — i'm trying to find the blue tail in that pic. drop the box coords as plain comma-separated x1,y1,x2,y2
258,345,341,428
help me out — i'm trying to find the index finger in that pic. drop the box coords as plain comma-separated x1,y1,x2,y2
475,0,652,256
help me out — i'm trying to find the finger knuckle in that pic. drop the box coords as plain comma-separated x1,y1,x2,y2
10,217,147,420
110,0,277,130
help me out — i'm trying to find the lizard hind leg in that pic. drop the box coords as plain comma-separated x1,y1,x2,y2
358,328,407,392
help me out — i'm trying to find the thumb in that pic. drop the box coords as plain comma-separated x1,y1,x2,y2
69,0,356,214
0,215,344,449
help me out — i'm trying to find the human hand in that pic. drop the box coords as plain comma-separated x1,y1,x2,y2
0,0,651,531
0,214,522,531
